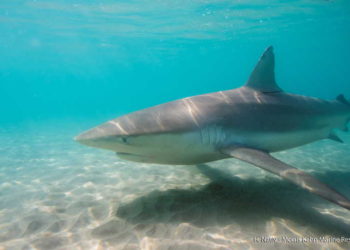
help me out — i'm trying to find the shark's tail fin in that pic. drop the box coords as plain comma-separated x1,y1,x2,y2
336,94,350,106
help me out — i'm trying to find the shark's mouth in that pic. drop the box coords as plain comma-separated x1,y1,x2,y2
116,152,150,162
117,152,134,155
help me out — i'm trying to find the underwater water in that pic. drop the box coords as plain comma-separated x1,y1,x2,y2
1,0,350,249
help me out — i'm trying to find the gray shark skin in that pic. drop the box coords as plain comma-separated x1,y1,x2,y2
76,46,350,210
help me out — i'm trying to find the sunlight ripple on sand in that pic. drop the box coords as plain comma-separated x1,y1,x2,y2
0,127,349,249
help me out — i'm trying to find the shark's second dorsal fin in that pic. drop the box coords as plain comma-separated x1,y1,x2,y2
245,46,283,93
336,94,350,106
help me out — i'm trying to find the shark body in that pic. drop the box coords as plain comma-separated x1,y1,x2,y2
76,46,350,210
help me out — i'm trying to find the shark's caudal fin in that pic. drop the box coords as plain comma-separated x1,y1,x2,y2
222,147,350,210
245,46,283,93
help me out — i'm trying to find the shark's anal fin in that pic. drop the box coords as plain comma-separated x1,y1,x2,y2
245,46,283,93
221,147,350,210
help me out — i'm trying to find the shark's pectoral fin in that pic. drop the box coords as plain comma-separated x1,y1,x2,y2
221,146,350,210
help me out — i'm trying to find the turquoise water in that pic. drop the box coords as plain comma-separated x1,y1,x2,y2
1,0,350,249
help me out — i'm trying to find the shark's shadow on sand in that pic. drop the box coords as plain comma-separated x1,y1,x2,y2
116,164,350,237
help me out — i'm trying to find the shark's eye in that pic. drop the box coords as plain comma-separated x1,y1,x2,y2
121,137,128,144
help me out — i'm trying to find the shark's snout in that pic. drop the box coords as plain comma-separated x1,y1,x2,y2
74,119,133,151
74,128,106,146
75,118,128,144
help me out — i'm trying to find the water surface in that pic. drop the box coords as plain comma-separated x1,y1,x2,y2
1,0,350,249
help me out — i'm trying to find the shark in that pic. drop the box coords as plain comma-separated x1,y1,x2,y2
75,46,350,210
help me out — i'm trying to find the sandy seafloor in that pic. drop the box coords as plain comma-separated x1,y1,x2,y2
0,121,350,250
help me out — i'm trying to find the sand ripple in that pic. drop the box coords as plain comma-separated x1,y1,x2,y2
0,125,350,249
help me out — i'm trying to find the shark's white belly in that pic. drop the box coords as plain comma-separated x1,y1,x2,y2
118,130,227,164
118,125,332,164
235,129,329,152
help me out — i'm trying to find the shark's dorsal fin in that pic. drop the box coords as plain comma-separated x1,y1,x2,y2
245,46,283,93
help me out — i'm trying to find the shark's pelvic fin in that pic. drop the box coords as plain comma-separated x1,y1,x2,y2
221,146,350,210
245,46,283,93
328,131,344,143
